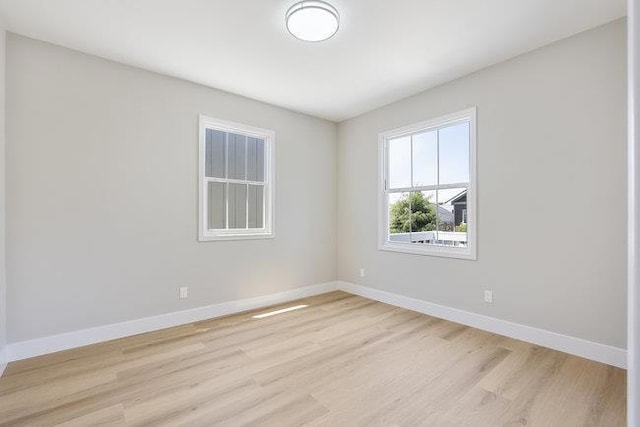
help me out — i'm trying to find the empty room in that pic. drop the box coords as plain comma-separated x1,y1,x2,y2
0,0,639,426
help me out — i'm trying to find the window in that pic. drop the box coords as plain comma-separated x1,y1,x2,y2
199,116,274,241
378,108,476,259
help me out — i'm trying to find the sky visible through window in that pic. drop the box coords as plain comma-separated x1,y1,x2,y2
388,121,469,205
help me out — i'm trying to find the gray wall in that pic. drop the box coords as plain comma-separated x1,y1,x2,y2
336,20,627,348
6,34,337,343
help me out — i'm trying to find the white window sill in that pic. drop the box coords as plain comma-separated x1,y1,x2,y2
379,242,476,260
199,232,275,242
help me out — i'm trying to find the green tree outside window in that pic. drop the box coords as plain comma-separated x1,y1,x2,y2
389,192,437,233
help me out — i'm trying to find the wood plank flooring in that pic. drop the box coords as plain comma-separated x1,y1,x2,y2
0,291,626,426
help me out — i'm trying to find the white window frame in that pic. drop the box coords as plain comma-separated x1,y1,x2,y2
198,115,275,241
378,107,477,260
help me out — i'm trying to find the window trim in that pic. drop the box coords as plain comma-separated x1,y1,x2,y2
378,107,477,260
198,115,275,241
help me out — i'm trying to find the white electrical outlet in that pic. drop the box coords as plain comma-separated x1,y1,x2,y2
484,290,493,303
179,286,188,299
359,268,366,278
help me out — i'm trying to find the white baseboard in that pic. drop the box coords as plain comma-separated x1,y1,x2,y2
336,281,627,369
6,281,338,362
5,281,626,369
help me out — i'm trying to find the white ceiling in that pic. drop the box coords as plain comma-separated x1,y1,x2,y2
0,0,626,122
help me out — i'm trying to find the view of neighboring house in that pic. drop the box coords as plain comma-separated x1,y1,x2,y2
437,205,455,230
448,190,467,228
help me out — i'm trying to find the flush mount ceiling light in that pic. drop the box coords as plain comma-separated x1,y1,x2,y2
286,1,340,42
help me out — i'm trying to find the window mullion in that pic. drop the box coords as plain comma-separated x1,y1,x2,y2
263,139,269,229
386,182,468,194
245,184,249,230
206,177,265,186
410,134,414,239
225,133,229,230
245,137,249,230
436,128,440,242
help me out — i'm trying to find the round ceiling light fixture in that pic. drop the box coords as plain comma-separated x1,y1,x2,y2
286,1,340,42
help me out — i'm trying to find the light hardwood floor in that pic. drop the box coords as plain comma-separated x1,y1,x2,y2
0,291,626,426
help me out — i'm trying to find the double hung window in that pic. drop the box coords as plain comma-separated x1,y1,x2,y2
379,108,476,259
199,116,274,241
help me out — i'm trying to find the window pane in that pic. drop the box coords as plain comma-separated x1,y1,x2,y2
409,191,437,245
228,133,247,180
248,184,264,229
388,191,438,245
256,139,265,182
438,122,469,185
205,129,226,178
207,181,226,229
412,130,437,187
247,137,265,182
388,192,411,243
228,183,247,229
436,188,467,247
388,136,411,189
